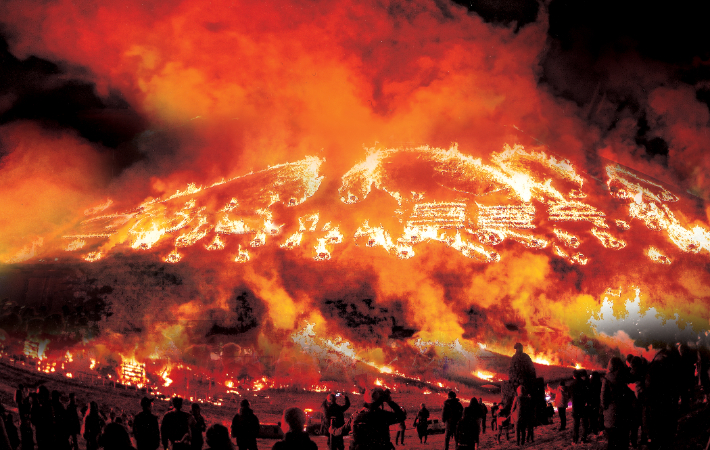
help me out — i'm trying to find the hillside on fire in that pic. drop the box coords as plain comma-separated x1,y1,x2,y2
1,0,710,448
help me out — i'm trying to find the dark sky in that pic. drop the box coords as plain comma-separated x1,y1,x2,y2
2,0,710,180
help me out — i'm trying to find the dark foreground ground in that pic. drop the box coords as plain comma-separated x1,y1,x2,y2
1,359,708,450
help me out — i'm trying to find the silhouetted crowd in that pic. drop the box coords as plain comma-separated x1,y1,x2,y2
1,341,708,450
493,342,710,450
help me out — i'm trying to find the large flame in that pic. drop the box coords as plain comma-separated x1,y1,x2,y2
0,0,709,394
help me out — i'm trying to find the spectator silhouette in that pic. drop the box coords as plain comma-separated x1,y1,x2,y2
231,400,260,450
602,357,633,450
160,397,193,450
271,408,317,450
205,424,234,450
133,398,159,450
442,391,463,450
191,403,206,450
83,401,105,450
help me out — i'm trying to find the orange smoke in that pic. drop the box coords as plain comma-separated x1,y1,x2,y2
0,0,709,388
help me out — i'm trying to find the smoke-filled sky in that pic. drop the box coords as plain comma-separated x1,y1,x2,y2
1,0,710,376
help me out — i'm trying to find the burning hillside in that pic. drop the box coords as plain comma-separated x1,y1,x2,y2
1,0,710,397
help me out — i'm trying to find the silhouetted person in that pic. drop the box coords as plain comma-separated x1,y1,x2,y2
51,390,70,450
350,388,405,450
602,357,633,450
322,393,350,450
160,397,193,450
570,370,590,444
66,394,81,450
205,424,234,450
509,343,537,394
31,387,52,450
588,372,603,435
191,404,206,450
628,357,648,447
645,348,679,450
479,398,487,435
99,422,134,450
554,381,568,431
510,385,532,445
0,404,19,450
442,391,464,450
394,408,406,446
455,398,480,450
83,401,105,450
230,399,259,450
678,343,697,412
271,408,317,450
133,398,159,450
490,402,499,432
19,401,33,450
0,413,13,450
413,403,429,443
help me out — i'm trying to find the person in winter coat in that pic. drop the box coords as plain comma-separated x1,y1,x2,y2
322,393,350,450
588,372,603,435
628,356,648,447
191,404,207,450
395,409,406,446
160,397,194,450
230,400,260,450
0,405,18,450
602,357,634,450
554,381,569,431
413,404,429,443
83,402,105,450
271,408,317,450
349,388,405,450
490,403,499,432
510,385,533,446
455,398,480,450
644,348,679,450
442,392,464,450
133,398,159,450
509,343,537,394
570,370,590,444
205,425,234,450
98,422,135,450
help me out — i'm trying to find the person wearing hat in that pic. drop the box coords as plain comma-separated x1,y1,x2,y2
134,397,160,450
349,388,405,450
230,399,260,450
321,392,350,450
508,343,537,394
161,397,194,450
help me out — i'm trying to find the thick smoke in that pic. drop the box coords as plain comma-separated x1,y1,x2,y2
1,0,710,381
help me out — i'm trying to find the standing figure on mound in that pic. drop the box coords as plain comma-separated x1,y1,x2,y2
442,392,464,450
231,400,260,450
413,404,429,444
509,343,537,395
161,397,194,450
349,388,405,450
322,393,350,450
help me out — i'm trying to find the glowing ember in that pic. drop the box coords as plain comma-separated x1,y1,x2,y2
235,245,250,263
647,247,671,264
164,249,182,263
